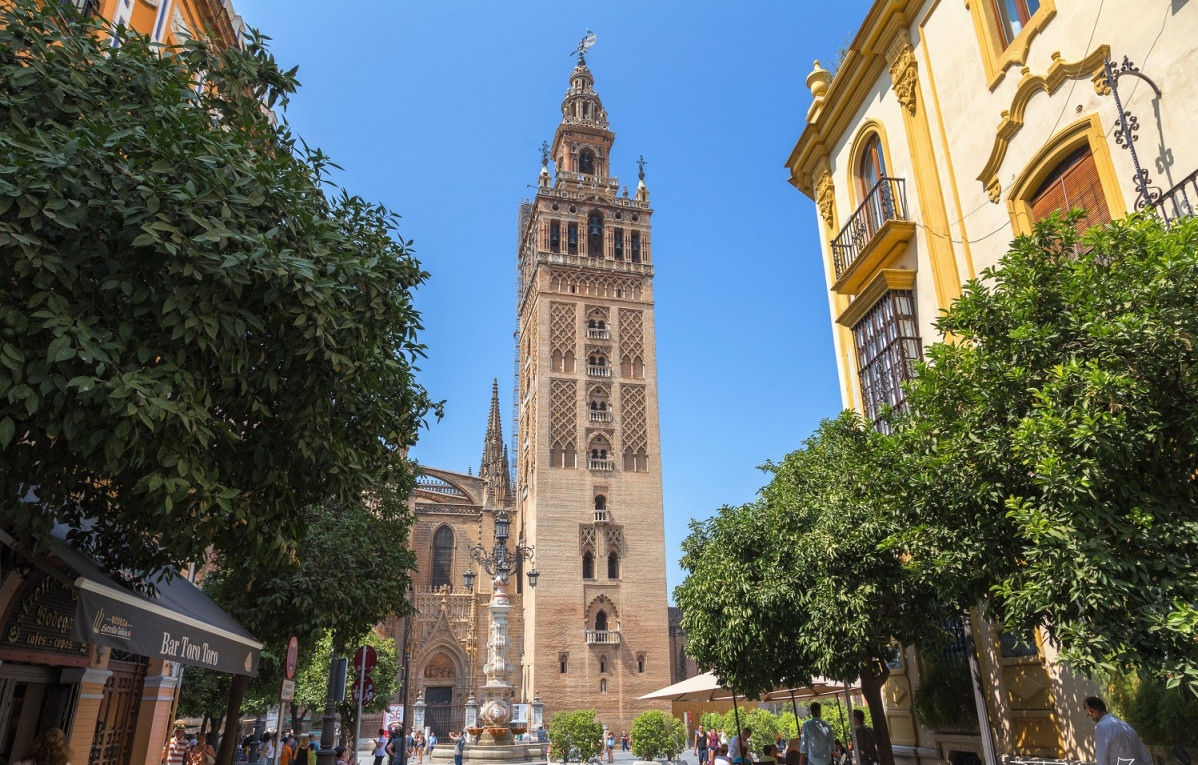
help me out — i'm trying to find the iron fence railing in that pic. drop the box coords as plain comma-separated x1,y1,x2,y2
831,177,910,279
1152,168,1198,225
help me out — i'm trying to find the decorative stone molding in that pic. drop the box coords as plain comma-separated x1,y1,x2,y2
887,34,919,116
976,45,1111,202
814,161,836,230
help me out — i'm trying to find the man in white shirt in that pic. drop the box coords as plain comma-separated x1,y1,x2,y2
799,702,834,765
1085,696,1152,765
729,727,753,765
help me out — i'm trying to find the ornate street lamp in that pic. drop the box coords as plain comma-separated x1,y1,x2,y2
461,509,538,590
461,509,538,745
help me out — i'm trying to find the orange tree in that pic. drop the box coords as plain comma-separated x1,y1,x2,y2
0,1,438,584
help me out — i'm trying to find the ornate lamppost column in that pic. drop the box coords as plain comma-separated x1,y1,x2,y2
461,509,538,744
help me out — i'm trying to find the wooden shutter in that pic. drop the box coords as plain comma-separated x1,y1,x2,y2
1030,146,1111,231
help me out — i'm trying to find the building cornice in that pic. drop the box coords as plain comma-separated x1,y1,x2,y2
786,0,924,198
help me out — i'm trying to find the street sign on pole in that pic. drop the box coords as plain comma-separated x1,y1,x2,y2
351,675,377,706
352,644,377,756
353,645,378,675
285,636,299,679
280,678,296,702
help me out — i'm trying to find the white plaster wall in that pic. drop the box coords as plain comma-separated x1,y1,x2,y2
922,0,1198,274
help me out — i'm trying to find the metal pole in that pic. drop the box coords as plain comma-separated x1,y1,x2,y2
843,682,858,765
317,652,340,765
354,651,366,763
399,610,414,765
963,614,997,765
788,690,801,746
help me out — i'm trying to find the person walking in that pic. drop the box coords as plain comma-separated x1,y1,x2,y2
851,711,878,765
621,731,629,752
696,726,710,765
428,731,437,758
263,734,277,765
372,730,389,765
799,703,834,765
186,733,216,765
605,730,616,763
1085,696,1153,765
164,726,190,765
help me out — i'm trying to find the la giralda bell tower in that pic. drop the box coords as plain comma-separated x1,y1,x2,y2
515,44,670,728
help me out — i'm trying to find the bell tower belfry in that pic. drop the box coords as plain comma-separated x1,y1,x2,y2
515,41,669,728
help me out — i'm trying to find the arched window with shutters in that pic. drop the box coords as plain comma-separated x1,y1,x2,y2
1028,146,1111,231
431,525,454,589
1008,116,1125,236
858,134,887,200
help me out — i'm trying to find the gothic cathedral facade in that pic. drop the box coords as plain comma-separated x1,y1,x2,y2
386,51,671,735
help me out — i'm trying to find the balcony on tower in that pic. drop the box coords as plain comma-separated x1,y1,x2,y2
587,459,615,471
587,354,611,377
587,328,611,340
830,177,915,294
588,409,613,423
585,630,621,646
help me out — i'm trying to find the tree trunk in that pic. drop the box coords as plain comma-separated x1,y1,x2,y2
216,674,250,765
860,664,894,765
290,703,303,735
201,714,211,738
212,714,225,752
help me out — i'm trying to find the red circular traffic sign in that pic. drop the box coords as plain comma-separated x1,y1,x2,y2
351,675,376,706
285,636,299,680
353,644,378,675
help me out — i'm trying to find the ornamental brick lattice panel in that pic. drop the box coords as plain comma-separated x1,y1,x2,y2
551,302,577,356
605,527,625,558
619,308,644,367
550,378,577,452
621,384,647,453
580,526,597,554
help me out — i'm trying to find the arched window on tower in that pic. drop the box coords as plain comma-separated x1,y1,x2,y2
613,229,624,260
587,210,604,257
582,551,594,579
579,149,595,175
630,232,641,262
608,552,619,579
431,525,454,589
595,609,608,631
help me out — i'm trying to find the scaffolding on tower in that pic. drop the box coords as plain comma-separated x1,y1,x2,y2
513,201,533,489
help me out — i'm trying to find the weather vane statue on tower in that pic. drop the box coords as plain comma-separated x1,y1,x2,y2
572,29,597,64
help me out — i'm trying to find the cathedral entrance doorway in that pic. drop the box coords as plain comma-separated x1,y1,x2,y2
423,686,459,739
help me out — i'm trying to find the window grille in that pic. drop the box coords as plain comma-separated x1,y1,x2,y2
852,290,922,432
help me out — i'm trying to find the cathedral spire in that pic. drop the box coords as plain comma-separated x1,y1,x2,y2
480,379,511,503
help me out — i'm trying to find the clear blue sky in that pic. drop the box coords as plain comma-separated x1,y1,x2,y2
231,1,873,599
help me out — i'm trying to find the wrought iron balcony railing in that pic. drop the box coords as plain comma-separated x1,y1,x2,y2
831,177,910,279
61,0,101,17
585,630,621,646
1153,169,1198,226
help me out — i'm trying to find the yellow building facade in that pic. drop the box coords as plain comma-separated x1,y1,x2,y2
786,1,1198,764
67,0,243,50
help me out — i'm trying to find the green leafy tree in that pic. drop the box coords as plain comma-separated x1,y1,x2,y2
630,710,686,761
0,0,439,583
290,631,398,745
547,709,604,763
892,213,1198,690
677,414,953,765
201,483,417,762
